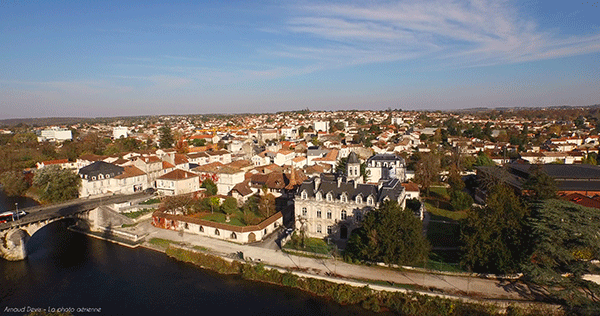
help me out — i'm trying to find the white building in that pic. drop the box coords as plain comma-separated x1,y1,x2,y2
295,173,407,243
79,162,148,198
313,121,330,133
216,167,246,196
113,126,129,139
38,127,72,142
156,169,200,196
366,153,406,183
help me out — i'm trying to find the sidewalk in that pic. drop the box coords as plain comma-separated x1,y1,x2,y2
122,219,537,302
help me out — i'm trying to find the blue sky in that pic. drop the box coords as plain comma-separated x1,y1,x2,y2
1,0,599,119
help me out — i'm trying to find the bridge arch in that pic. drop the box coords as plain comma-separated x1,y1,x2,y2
1,213,92,261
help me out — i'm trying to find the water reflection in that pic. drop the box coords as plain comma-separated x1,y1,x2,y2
0,190,39,213
1,221,387,316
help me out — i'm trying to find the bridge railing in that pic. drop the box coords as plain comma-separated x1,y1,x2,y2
0,191,153,231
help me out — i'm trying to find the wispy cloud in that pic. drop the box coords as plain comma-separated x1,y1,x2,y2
274,0,600,68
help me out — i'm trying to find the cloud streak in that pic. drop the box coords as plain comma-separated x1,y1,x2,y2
275,0,600,68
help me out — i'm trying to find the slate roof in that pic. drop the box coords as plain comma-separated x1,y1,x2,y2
347,151,360,164
297,173,404,202
508,163,600,180
480,163,600,193
367,153,405,164
79,161,124,178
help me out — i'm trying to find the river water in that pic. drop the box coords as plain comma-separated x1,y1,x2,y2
0,219,385,316
0,191,38,213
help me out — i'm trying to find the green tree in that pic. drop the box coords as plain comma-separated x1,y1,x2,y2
159,125,174,149
201,178,217,196
461,185,530,274
582,153,597,165
258,193,276,218
345,200,430,266
221,197,238,215
523,200,600,314
474,151,495,167
191,138,206,147
450,190,473,211
522,164,557,201
414,152,441,195
0,170,30,197
32,166,81,203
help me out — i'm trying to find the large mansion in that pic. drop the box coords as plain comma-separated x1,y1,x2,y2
295,153,410,243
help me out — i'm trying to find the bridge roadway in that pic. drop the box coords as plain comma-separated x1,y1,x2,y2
0,192,153,231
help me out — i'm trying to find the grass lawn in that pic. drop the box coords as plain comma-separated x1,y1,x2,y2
148,238,180,249
426,250,465,273
429,186,450,200
123,208,154,219
426,221,461,248
140,198,160,205
423,201,467,221
200,212,246,227
284,236,332,254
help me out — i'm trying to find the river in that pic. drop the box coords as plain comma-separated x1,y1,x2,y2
0,219,387,315
0,190,38,213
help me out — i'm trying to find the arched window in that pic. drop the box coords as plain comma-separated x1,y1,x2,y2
327,210,332,219
106,174,110,179
341,210,347,220
199,225,204,232
341,194,347,203
367,196,374,206
264,229,267,235
215,229,220,236
316,210,322,218
316,192,322,201
301,191,307,199
184,223,189,230
356,195,362,204
98,174,104,179
326,193,333,202
230,232,237,239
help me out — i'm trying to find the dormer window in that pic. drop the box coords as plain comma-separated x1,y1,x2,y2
301,191,308,199
98,174,104,179
367,196,374,206
356,195,362,204
326,193,333,202
341,194,347,203
316,192,322,201
106,174,110,179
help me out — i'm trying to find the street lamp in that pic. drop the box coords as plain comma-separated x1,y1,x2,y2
14,203,19,221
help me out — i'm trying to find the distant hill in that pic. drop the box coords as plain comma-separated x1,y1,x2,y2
0,117,89,127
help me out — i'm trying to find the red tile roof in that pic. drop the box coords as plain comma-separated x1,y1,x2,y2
158,169,197,181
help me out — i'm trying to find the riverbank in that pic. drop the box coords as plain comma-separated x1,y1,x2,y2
132,233,561,316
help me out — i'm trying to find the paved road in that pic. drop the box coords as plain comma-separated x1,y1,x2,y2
122,219,538,301
0,192,153,231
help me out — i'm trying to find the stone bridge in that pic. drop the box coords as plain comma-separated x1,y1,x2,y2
0,192,152,261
